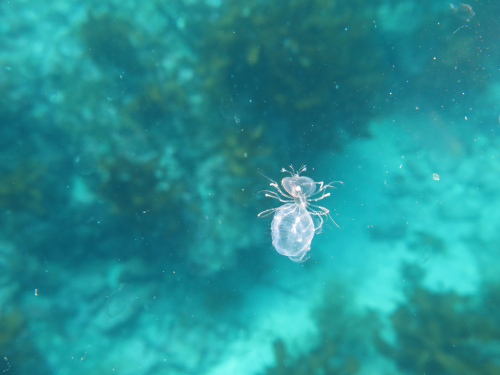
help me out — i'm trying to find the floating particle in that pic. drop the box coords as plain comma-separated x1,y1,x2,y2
433,173,440,181
2,356,11,372
220,95,241,124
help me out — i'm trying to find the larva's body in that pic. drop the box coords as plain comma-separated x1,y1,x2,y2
259,165,342,262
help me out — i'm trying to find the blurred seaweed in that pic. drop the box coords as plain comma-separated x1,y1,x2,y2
263,283,376,374
183,0,389,150
376,264,500,375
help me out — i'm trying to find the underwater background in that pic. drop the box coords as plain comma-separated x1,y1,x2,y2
1,0,500,374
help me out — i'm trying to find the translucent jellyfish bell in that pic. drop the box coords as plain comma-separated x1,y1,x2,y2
271,203,314,262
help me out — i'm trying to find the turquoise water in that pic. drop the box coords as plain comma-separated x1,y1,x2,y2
1,0,500,374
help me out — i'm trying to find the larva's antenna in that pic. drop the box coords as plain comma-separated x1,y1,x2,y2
281,166,294,176
281,165,307,176
258,171,276,184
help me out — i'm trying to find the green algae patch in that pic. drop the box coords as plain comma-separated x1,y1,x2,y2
377,265,500,375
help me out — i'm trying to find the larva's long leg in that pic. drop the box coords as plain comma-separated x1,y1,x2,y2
266,194,293,203
307,181,342,201
258,190,294,204
316,181,325,192
317,181,343,192
258,207,279,217
308,192,331,202
309,181,343,196
272,182,294,200
309,213,324,233
308,203,330,215
309,204,339,227
269,196,294,203
259,172,294,199
259,190,281,198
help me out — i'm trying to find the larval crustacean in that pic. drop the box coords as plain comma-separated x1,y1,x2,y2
258,165,342,262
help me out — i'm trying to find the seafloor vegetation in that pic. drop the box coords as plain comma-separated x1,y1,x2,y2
377,265,500,375
262,266,500,375
262,283,376,375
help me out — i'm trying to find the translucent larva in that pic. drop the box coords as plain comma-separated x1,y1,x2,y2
258,165,342,262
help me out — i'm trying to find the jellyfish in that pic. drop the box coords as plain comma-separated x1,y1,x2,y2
271,203,315,262
258,165,342,262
